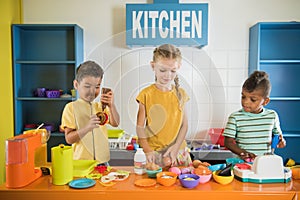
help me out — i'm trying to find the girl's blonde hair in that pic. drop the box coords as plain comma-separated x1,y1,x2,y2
153,44,183,107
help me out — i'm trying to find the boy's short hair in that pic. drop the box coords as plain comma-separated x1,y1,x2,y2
243,70,271,97
76,60,104,82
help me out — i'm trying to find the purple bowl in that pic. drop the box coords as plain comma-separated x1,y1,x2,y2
179,174,200,188
36,88,46,97
42,123,56,132
46,90,60,98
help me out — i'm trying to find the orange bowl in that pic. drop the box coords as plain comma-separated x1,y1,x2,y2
156,171,177,186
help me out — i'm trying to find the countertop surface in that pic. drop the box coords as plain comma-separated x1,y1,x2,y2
1,166,299,200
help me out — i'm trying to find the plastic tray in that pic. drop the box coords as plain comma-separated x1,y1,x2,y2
73,160,98,177
107,129,124,138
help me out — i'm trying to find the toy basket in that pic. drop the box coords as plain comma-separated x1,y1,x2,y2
109,131,132,149
208,128,225,146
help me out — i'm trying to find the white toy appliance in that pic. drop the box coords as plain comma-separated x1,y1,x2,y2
233,154,292,183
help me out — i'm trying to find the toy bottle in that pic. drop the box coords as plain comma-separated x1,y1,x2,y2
134,148,146,175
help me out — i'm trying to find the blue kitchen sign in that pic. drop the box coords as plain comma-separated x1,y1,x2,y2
126,0,208,47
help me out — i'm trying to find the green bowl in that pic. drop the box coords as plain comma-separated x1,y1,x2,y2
146,167,163,178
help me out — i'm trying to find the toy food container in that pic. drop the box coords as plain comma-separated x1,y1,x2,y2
51,144,73,185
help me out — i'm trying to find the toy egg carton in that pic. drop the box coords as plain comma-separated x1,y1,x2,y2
233,154,292,183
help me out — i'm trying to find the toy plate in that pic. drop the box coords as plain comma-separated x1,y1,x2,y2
108,172,129,181
134,178,156,187
69,178,96,189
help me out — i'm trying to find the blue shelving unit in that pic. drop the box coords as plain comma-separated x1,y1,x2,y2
12,24,84,161
248,22,300,163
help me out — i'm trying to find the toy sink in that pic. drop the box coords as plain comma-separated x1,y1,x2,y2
233,154,292,183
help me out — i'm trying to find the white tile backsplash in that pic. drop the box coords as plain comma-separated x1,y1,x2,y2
210,50,228,69
227,87,242,104
210,69,227,87
228,69,247,86
228,50,248,68
192,50,211,69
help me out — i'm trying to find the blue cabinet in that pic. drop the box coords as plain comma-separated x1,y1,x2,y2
249,22,300,162
12,24,83,161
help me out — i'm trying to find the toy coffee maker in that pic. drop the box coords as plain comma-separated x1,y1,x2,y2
5,133,43,188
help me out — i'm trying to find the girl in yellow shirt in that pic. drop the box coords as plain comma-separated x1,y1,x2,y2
136,44,192,167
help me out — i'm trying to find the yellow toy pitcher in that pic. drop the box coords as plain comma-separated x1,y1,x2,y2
51,144,73,185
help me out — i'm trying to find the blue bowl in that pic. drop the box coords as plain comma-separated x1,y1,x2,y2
208,163,226,172
179,174,200,189
226,157,244,166
146,167,162,178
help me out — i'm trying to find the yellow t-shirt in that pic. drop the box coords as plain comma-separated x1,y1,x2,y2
136,84,189,151
61,98,109,163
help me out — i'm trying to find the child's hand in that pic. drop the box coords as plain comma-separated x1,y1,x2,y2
164,145,179,166
145,151,155,163
277,134,286,148
85,114,100,132
239,151,256,162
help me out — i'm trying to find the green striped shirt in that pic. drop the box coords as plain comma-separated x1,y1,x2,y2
223,108,282,156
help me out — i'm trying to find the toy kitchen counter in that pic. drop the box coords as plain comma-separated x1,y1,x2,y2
0,166,299,200
190,148,235,162
109,149,135,166
109,148,235,166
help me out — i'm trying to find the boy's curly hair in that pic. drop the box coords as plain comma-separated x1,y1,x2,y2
243,70,271,97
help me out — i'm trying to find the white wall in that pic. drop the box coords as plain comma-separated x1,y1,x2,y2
23,0,300,142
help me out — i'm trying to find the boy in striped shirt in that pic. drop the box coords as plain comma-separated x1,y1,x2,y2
223,71,286,161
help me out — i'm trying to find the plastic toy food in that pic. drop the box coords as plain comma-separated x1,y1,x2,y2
193,165,212,175
96,112,108,125
218,164,232,176
169,167,181,175
180,167,191,174
146,162,160,171
192,160,202,168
